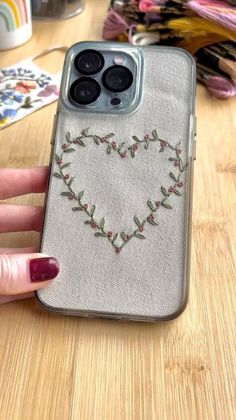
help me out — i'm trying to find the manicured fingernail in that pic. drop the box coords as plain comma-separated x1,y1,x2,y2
30,257,59,282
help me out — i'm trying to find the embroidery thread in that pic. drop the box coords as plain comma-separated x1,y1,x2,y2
53,129,188,254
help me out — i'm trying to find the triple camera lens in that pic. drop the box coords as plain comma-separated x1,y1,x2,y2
69,77,101,106
74,50,105,76
69,50,133,106
102,65,133,93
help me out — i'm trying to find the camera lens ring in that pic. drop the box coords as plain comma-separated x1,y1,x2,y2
69,77,101,105
74,49,105,75
102,65,133,93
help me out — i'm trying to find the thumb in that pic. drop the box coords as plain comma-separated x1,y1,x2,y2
0,254,59,295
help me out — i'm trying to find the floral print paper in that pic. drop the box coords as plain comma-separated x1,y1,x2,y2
0,60,60,129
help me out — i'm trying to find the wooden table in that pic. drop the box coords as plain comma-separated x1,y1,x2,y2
0,1,235,419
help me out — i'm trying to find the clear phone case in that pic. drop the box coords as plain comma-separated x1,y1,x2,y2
37,43,196,321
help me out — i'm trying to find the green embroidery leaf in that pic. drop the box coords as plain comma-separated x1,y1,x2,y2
55,154,61,161
104,133,115,140
84,220,92,225
112,233,118,244
90,205,96,216
161,186,169,197
147,200,155,211
159,147,164,153
72,207,84,211
169,172,178,182
131,148,135,158
118,142,125,153
169,157,177,161
120,232,128,241
61,191,72,196
68,177,75,186
66,132,71,142
132,136,140,143
144,142,149,150
134,232,146,239
53,172,62,178
100,218,105,229
95,232,107,237
93,136,100,145
64,148,75,153
107,144,112,154
174,189,182,196
82,128,89,136
77,191,84,199
134,216,141,227
60,162,71,170
77,139,85,146
147,219,158,226
181,162,188,172
161,202,173,209
152,130,158,140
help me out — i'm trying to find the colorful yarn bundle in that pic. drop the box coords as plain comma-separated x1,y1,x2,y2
103,0,236,99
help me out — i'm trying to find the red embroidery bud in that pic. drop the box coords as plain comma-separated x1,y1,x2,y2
115,248,121,254
174,161,179,166
144,134,149,140
121,152,126,158
139,226,144,232
64,174,69,180
155,201,160,207
178,181,184,187
107,231,113,238
92,223,97,228
112,141,117,149
168,186,174,193
84,204,88,209
62,144,67,149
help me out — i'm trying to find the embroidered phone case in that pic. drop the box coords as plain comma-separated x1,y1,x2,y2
37,43,196,321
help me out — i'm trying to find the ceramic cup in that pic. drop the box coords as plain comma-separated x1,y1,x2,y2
0,0,32,50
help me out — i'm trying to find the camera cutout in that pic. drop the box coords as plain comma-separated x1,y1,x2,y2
64,42,143,114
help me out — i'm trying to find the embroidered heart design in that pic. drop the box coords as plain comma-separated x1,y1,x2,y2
53,128,188,254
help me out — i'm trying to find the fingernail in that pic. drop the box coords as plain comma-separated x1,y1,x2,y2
30,257,60,282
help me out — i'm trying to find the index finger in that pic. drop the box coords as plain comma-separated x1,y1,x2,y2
0,167,49,200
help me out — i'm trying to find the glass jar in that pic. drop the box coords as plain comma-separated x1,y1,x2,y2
31,0,85,20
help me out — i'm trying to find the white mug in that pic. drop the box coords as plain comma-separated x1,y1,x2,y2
0,0,32,50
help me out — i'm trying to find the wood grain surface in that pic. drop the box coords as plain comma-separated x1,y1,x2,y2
0,1,235,419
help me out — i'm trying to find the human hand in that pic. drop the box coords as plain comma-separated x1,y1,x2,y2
0,167,59,304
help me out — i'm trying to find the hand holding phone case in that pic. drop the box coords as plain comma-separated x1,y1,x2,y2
37,43,196,321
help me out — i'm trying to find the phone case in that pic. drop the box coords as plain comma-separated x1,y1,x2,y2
36,42,196,322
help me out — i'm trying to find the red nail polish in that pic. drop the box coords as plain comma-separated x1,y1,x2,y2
30,258,59,282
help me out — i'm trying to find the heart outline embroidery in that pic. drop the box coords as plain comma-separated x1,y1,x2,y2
53,128,188,254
